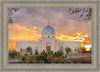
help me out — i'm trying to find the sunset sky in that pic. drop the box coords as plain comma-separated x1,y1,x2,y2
8,8,92,51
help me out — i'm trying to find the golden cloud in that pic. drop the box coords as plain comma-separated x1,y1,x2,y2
56,32,91,44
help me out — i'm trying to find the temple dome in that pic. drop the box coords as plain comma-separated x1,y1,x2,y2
42,25,55,34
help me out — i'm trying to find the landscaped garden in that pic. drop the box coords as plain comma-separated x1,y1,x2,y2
8,47,92,64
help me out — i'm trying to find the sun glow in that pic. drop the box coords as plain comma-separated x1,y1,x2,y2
84,45,92,51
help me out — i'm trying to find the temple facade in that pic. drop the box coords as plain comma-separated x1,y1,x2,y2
16,20,81,54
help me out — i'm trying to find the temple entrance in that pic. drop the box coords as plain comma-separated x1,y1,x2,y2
35,49,38,55
46,46,51,53
46,42,51,53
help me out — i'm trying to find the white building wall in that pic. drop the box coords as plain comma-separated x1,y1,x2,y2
60,42,81,54
38,39,42,54
55,40,60,52
16,41,81,54
16,41,38,54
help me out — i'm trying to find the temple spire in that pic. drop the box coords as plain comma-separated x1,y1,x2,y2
48,18,50,25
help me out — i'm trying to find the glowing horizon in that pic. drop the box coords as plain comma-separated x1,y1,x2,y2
8,24,91,51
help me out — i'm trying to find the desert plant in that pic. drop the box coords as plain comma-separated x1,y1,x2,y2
19,49,72,64
22,55,27,61
53,51,63,58
40,50,48,61
9,50,17,58
81,47,86,53
26,47,33,55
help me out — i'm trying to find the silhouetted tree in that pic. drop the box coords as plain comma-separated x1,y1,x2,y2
69,8,92,21
8,8,19,23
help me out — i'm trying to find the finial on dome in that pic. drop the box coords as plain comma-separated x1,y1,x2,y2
48,18,50,25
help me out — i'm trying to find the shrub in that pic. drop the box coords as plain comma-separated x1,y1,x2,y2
20,50,71,64
22,55,27,61
9,50,18,58
40,50,48,61
53,51,63,58
18,61,23,63
65,47,72,54
46,56,53,63
81,47,87,53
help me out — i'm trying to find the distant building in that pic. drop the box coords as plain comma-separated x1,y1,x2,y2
16,19,81,54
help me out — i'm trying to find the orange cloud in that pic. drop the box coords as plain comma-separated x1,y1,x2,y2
56,32,91,44
9,24,41,41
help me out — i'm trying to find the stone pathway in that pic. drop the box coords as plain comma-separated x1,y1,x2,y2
66,56,87,59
